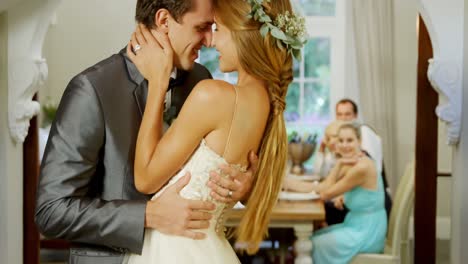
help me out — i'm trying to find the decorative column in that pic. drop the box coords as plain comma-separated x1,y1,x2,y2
7,0,62,143
418,0,463,146
1,1,62,263
417,1,466,263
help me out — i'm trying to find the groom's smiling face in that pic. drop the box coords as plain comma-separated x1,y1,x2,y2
167,0,214,70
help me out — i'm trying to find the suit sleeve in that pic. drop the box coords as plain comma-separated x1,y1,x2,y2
35,74,147,254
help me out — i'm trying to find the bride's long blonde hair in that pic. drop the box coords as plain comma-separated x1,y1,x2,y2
214,0,293,254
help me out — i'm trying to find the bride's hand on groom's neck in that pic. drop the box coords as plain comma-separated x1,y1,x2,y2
145,172,215,240
127,24,174,88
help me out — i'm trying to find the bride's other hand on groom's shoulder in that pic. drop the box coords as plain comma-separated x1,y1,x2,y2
145,173,216,240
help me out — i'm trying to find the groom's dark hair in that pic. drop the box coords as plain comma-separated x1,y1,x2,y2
135,0,193,29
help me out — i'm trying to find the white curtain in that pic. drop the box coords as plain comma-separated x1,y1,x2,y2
349,0,397,192
344,2,361,110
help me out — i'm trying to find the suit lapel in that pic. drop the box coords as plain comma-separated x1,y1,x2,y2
119,47,147,117
133,82,148,117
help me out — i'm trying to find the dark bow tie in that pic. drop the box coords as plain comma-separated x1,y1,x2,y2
168,76,184,90
142,77,180,93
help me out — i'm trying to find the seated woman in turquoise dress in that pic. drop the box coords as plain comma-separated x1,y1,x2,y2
283,122,387,263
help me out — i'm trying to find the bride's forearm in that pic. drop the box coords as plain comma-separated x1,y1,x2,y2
134,81,168,190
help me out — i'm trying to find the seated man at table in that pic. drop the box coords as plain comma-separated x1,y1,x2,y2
284,122,387,263
335,99,383,172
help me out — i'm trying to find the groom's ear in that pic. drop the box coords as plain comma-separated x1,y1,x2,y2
153,8,171,33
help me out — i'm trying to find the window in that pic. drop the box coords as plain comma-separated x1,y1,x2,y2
198,0,345,166
198,46,238,84
286,0,345,140
297,0,337,16
285,38,331,137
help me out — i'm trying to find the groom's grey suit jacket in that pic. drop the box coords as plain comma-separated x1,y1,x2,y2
35,48,212,264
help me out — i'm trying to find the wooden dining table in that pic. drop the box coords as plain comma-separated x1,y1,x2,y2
226,199,325,264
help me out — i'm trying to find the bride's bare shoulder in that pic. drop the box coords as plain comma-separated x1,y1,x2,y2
195,79,234,91
188,79,236,102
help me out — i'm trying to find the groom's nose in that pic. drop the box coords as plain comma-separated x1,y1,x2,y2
202,30,213,47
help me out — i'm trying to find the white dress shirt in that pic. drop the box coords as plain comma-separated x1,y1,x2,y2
163,68,178,132
360,125,383,173
313,151,337,178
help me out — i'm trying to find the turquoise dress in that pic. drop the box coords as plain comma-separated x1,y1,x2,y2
311,166,387,264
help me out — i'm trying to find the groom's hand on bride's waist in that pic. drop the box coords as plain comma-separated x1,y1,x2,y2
144,173,216,240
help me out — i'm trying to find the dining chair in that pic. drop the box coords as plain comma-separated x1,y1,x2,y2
350,161,415,264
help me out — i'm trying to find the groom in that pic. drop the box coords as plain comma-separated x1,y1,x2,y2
35,0,256,263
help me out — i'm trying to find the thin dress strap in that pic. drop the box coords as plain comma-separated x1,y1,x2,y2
222,85,238,158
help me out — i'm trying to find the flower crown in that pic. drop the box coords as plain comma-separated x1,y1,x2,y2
247,0,307,60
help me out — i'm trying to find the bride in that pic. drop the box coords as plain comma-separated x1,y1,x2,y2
125,0,305,262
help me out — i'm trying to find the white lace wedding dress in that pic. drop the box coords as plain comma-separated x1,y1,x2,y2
124,139,245,264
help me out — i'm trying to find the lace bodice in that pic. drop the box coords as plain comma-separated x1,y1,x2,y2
151,139,246,235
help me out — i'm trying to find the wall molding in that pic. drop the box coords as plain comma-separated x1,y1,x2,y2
417,0,464,145
7,0,62,143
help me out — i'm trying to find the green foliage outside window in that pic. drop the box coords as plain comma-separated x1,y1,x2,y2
285,37,331,122
199,46,223,79
296,0,336,16
304,38,331,79
41,97,58,128
199,47,237,83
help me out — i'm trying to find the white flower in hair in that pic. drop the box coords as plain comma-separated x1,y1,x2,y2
246,0,307,60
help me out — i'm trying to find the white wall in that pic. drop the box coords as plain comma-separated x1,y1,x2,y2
0,0,24,12
0,11,7,263
451,1,468,261
392,0,418,184
438,118,453,218
0,10,23,264
42,0,136,102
